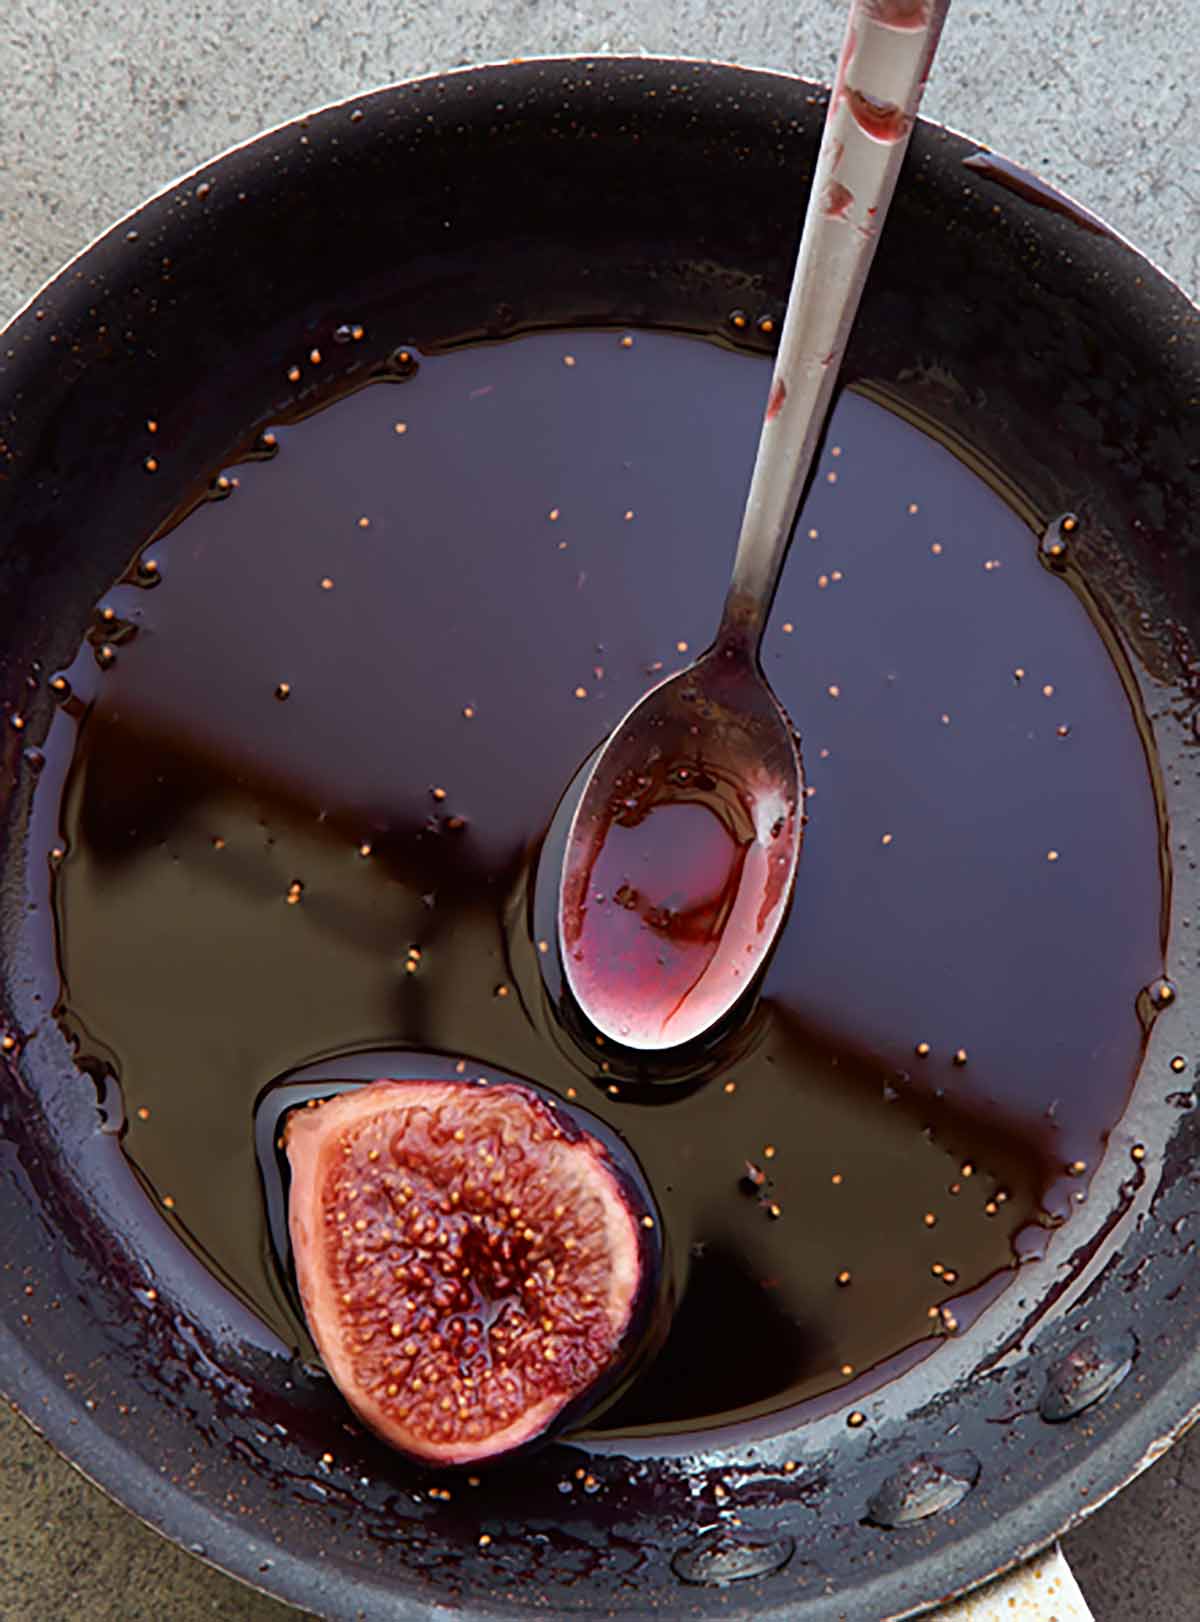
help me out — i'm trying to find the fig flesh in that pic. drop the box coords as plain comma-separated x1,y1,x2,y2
285,1077,656,1466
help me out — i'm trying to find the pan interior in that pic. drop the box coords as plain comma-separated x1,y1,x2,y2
45,324,1162,1443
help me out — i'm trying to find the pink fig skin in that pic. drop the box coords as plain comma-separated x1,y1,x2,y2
285,1078,646,1467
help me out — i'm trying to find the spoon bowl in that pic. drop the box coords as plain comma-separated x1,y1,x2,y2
559,637,803,1050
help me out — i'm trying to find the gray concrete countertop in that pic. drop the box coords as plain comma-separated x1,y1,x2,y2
1,2,1197,1618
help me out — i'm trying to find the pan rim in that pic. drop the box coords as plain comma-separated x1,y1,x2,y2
5,52,1195,335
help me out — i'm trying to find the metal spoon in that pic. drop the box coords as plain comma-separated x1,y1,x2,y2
558,0,950,1051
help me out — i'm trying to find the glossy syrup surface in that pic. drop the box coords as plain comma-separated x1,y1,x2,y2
48,327,1163,1438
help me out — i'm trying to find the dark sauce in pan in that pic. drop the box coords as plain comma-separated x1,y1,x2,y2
47,327,1163,1439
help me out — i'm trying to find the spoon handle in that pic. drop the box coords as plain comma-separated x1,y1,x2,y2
721,0,950,646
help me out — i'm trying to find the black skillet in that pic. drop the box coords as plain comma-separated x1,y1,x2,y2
1,57,1199,1622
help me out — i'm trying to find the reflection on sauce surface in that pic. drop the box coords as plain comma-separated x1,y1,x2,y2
49,328,1162,1436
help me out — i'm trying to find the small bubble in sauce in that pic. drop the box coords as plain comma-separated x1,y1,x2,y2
387,348,418,378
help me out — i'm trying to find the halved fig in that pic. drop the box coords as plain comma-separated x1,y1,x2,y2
285,1077,659,1467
